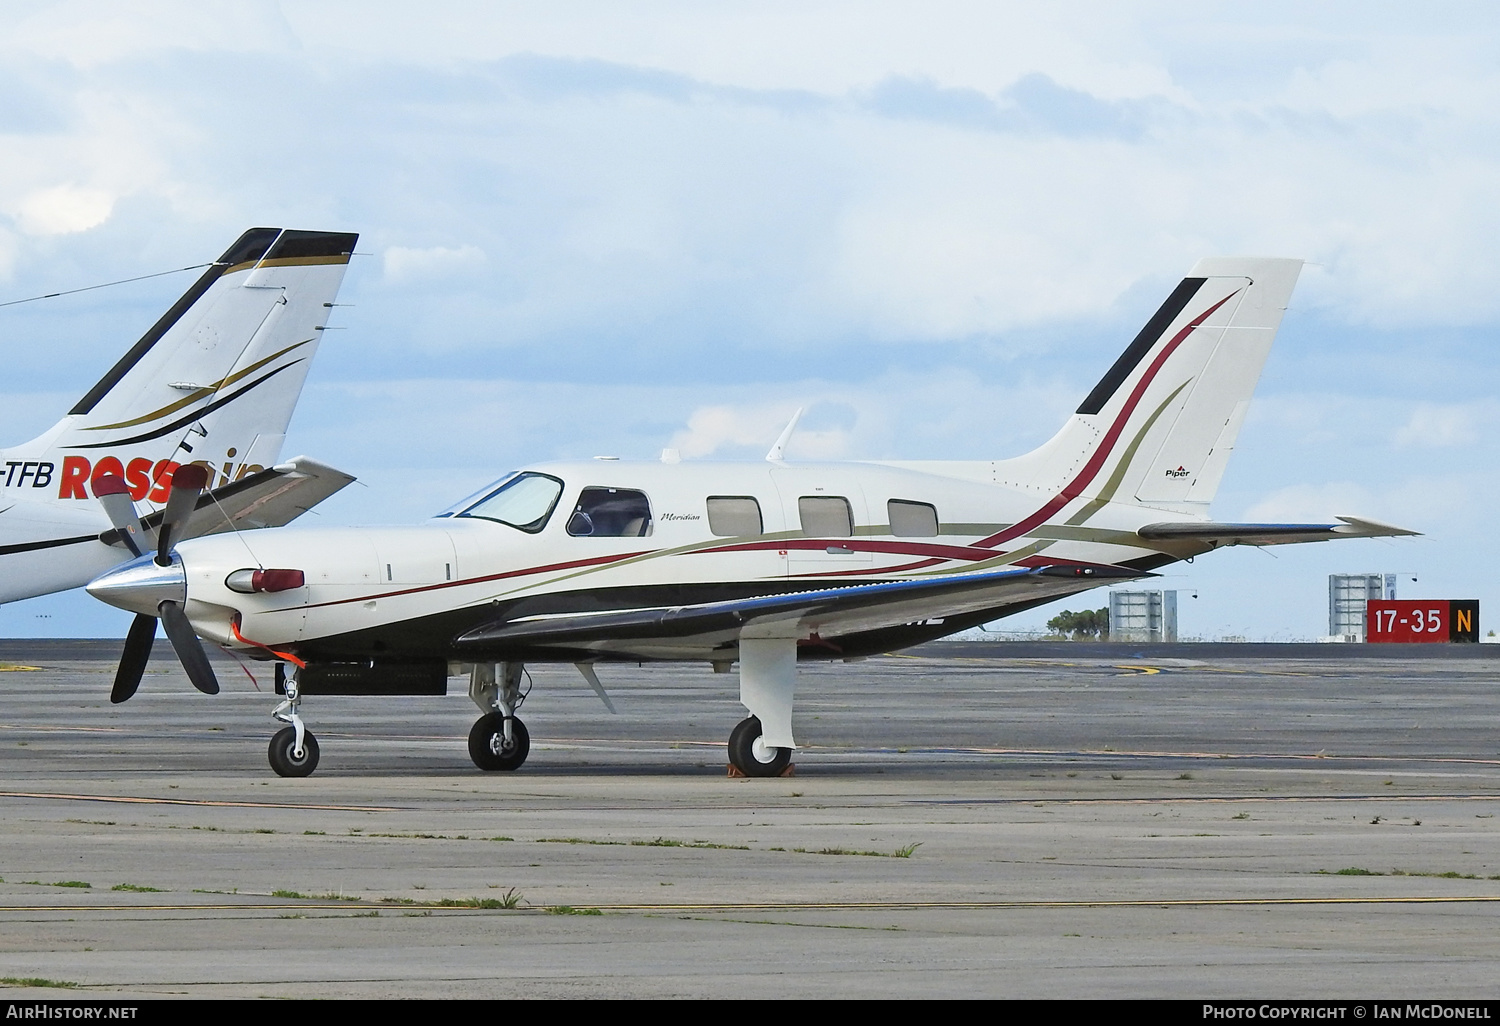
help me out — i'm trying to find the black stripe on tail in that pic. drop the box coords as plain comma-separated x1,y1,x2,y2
1076,277,1205,416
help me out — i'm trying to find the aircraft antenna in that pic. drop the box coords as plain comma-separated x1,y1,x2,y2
765,407,804,462
0,263,217,309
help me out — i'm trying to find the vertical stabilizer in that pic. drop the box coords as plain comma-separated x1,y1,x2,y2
7,227,357,503
992,257,1301,513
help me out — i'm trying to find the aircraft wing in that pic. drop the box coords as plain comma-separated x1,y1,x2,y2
1137,516,1419,549
455,563,1145,655
99,456,355,548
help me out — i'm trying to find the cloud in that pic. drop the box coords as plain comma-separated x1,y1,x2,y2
668,402,853,461
1242,482,1379,522
5,0,299,68
383,244,486,284
12,184,114,235
1393,402,1487,449
862,72,1165,140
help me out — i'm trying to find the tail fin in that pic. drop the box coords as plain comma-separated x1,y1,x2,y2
995,257,1302,512
13,227,357,502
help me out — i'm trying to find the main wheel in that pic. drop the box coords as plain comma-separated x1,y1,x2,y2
727,716,791,777
469,713,530,771
268,726,320,778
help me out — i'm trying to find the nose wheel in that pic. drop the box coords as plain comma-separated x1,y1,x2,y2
268,726,320,777
727,715,792,777
469,713,530,771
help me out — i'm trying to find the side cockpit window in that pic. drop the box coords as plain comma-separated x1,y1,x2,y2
888,499,939,537
568,487,654,537
452,472,564,533
706,496,762,537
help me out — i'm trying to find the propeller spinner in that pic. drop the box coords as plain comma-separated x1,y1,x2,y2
87,464,219,703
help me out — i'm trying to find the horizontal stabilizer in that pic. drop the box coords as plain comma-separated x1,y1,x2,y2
1138,516,1420,549
457,563,1145,652
100,455,354,547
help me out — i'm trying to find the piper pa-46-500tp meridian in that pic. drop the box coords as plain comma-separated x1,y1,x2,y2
0,228,360,607
86,256,1416,778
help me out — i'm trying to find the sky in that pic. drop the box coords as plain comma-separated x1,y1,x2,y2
1,1,1497,640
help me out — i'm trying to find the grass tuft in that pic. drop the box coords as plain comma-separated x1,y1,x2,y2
630,837,750,851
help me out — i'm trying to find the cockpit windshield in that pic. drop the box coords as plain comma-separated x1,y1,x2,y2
437,472,564,533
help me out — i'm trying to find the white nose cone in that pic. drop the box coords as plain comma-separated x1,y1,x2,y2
86,555,187,616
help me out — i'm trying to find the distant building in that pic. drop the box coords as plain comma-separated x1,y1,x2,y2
1109,590,1177,643
1327,573,1397,641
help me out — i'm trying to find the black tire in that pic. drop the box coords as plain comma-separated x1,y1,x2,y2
268,726,319,778
469,713,530,771
727,716,791,777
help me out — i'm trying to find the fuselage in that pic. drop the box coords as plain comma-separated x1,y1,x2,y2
0,439,286,604
164,457,1198,663
0,462,123,603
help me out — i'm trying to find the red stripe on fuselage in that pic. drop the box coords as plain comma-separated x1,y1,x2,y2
973,289,1240,549
299,551,654,610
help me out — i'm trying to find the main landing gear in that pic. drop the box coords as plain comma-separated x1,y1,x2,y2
726,636,799,777
727,715,792,777
467,662,531,772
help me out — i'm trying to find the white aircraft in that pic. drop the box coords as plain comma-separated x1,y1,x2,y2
85,257,1415,778
0,228,360,607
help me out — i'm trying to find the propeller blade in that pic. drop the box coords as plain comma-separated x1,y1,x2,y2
93,474,150,558
158,600,219,695
111,613,158,704
156,463,209,566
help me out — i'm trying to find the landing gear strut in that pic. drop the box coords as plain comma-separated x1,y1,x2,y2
269,666,319,777
468,662,530,772
727,715,791,777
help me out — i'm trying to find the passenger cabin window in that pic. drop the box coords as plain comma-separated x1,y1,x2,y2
452,472,563,533
567,487,654,537
706,496,762,537
798,496,853,538
888,499,939,538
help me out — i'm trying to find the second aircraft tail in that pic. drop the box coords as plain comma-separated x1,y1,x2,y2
11,227,357,505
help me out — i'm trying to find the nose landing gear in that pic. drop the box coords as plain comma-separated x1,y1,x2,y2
269,666,319,777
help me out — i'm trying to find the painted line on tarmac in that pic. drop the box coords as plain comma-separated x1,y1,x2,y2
0,790,399,812
828,745,1500,767
586,896,1500,911
2,895,1500,914
911,793,1500,806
